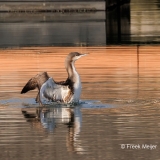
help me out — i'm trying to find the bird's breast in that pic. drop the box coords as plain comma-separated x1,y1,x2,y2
71,75,82,102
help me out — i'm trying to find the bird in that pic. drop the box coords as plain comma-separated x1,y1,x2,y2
21,52,88,105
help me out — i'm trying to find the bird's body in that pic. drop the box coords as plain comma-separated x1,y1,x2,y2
21,52,87,104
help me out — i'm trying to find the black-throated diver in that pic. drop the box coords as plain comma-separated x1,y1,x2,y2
21,52,88,104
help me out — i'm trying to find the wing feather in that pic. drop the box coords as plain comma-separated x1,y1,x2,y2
40,77,71,103
21,72,49,94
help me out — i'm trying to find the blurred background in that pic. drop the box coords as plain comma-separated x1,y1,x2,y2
0,0,160,47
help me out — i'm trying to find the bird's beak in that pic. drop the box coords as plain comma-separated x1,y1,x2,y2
76,53,89,60
80,53,89,57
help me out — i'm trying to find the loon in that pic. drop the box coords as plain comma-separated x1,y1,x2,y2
21,52,88,104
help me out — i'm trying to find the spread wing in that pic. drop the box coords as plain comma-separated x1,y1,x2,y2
21,72,49,94
21,72,50,103
40,78,72,103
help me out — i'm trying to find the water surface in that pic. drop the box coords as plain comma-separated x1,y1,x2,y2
0,46,160,160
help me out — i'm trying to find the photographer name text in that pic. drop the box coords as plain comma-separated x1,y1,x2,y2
120,144,157,150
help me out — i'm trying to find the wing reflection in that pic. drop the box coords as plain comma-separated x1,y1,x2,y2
22,106,85,154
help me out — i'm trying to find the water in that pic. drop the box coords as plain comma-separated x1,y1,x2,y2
0,46,160,160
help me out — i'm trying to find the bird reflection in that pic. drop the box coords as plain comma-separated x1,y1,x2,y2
22,105,85,154
66,107,85,154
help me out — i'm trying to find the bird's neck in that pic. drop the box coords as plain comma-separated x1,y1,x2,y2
65,59,82,102
65,60,79,82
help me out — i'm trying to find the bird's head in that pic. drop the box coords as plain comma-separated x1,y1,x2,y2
66,52,88,62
